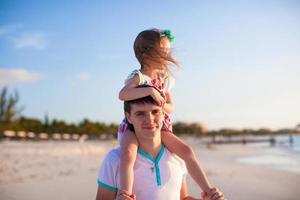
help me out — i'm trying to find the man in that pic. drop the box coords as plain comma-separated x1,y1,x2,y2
96,94,224,200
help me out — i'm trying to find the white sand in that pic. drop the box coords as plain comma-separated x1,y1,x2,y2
183,137,300,200
0,138,299,200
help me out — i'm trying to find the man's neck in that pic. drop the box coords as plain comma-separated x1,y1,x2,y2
138,134,162,159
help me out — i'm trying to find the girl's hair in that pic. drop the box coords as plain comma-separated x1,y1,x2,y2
133,29,179,76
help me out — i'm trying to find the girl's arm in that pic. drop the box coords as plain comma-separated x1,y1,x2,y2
163,91,174,114
119,75,150,101
119,75,165,105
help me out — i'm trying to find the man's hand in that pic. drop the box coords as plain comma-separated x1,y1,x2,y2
116,190,136,200
201,187,225,200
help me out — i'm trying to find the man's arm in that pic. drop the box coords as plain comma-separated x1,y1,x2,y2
180,176,201,200
180,177,226,200
96,149,120,200
96,185,116,200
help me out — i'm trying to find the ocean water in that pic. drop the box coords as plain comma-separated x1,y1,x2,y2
237,135,300,175
277,134,300,152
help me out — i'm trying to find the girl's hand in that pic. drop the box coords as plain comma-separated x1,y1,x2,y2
202,188,225,200
150,88,166,106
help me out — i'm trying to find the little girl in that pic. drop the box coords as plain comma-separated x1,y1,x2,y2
118,29,213,199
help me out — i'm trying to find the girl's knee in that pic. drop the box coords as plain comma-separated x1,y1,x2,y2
121,129,138,145
120,146,138,162
182,144,195,159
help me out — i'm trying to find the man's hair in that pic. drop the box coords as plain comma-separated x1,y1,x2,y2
124,85,160,131
124,85,158,114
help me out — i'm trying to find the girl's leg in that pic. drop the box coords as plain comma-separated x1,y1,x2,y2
161,131,212,193
119,129,139,195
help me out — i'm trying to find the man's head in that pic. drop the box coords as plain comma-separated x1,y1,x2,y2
124,87,164,141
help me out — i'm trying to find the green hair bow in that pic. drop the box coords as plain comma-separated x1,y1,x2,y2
160,29,175,42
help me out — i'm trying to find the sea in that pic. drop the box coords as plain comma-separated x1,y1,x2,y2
237,134,300,175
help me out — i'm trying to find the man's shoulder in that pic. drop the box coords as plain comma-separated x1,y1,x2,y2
164,147,187,171
98,147,121,177
164,147,183,161
97,147,121,190
103,147,121,164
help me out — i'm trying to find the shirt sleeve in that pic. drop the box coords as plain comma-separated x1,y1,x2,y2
178,158,187,176
97,149,120,192
172,152,188,177
175,154,187,176
124,69,143,85
181,162,187,176
164,76,175,93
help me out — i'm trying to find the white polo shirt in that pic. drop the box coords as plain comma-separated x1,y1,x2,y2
97,144,187,200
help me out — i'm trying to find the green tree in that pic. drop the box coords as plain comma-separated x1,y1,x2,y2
15,117,44,132
0,87,24,123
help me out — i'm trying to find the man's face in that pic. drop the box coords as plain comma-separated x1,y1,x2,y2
125,103,164,140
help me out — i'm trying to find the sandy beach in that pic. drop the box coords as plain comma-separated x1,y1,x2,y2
1,137,299,200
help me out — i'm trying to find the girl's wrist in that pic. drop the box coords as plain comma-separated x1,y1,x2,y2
147,87,155,96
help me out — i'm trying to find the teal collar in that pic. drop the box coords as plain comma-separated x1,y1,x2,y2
137,144,165,186
137,144,165,163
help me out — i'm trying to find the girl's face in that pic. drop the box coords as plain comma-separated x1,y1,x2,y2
160,37,171,54
142,37,171,70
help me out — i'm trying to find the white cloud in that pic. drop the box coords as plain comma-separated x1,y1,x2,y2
0,68,44,86
13,32,47,49
65,72,91,86
0,24,48,50
0,23,23,36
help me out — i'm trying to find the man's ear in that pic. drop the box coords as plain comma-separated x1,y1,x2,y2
125,112,132,124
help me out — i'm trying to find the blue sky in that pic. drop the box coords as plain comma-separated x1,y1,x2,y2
1,0,299,130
